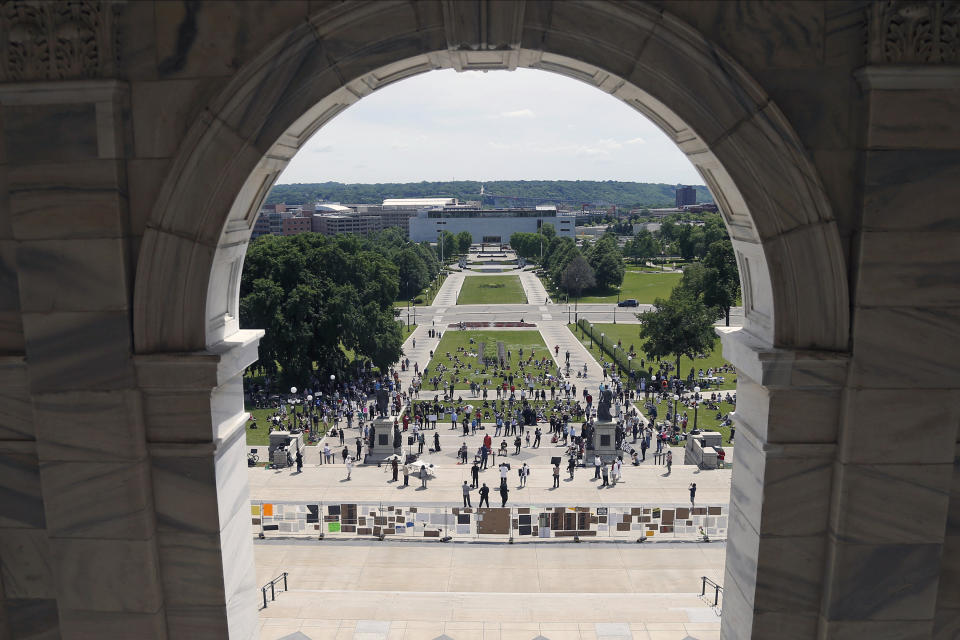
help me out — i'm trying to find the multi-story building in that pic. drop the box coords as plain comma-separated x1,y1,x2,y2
311,213,382,236
675,185,697,207
408,206,576,244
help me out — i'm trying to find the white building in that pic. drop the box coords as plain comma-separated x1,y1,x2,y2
408,206,576,244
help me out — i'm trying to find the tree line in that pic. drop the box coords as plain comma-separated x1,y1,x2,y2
240,229,441,386
266,180,713,209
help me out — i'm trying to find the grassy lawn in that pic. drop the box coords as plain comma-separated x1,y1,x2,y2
643,398,737,445
409,397,588,424
423,329,552,389
577,271,681,303
457,275,527,304
245,406,332,447
567,323,737,390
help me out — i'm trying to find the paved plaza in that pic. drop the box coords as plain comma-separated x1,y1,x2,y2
255,540,725,640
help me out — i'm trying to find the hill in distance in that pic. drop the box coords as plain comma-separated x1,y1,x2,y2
267,180,713,209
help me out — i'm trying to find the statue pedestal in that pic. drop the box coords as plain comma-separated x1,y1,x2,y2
365,418,401,464
591,420,619,464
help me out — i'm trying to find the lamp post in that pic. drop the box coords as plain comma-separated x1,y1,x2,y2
693,386,700,430
628,355,632,377
673,393,680,427
601,332,605,352
329,374,335,394
307,394,313,419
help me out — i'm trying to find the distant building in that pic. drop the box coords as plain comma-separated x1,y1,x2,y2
408,206,576,244
251,203,310,238
675,185,697,207
312,213,382,236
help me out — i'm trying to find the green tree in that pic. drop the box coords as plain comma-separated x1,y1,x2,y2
637,290,716,380
587,234,625,290
625,229,659,265
455,230,473,254
702,239,740,326
561,255,595,299
394,247,429,298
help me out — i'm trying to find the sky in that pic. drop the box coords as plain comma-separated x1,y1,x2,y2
277,68,704,185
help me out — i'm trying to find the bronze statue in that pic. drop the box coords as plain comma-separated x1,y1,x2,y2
597,386,613,421
376,388,389,418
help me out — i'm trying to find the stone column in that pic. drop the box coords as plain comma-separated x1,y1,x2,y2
135,330,263,639
718,328,848,640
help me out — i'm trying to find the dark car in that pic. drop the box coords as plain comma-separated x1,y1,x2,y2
617,299,639,307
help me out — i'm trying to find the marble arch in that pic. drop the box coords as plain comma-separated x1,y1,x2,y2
128,2,856,638
133,2,850,355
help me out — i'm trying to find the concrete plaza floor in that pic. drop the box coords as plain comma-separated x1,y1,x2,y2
247,423,733,507
256,540,724,640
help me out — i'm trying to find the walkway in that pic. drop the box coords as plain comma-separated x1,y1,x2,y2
256,540,724,640
432,272,466,308
518,270,551,307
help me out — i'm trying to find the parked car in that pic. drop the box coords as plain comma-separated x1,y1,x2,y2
617,298,639,307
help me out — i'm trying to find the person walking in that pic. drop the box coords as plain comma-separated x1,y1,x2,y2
552,462,560,488
600,462,609,487
471,461,480,488
355,437,362,461
594,455,601,480
514,435,521,455
666,449,673,475
295,448,303,473
520,462,530,488
533,427,542,448
345,456,354,481
341,446,348,463
420,465,429,488
689,482,697,508
339,427,345,446
323,443,332,464
499,483,509,507
462,481,472,507
478,483,490,508
567,455,576,480
499,463,509,488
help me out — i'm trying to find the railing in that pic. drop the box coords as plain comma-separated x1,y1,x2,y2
261,572,288,609
701,576,723,607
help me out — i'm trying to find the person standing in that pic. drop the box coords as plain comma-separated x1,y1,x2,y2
403,464,410,486
520,462,530,488
689,482,697,508
499,483,509,507
418,432,425,454
499,463,509,488
295,448,303,473
640,437,648,462
420,465,429,488
600,462,609,487
666,449,673,475
552,462,560,488
391,457,398,482
514,435,521,455
594,455,602,480
345,456,353,481
567,455,576,480
341,446,348,463
533,427,542,448
462,481,472,507
355,437,362,461
433,431,441,452
479,483,490,507
471,461,480,488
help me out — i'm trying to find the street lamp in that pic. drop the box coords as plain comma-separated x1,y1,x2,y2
601,332,605,352
628,355,632,377
672,393,680,427
693,386,700,430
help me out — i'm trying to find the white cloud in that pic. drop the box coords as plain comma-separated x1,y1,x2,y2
500,108,535,118
277,68,705,184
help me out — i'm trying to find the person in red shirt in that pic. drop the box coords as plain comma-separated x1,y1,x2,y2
483,433,492,451
402,413,409,431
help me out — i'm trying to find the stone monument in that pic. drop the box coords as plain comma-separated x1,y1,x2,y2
365,417,401,464
591,387,620,463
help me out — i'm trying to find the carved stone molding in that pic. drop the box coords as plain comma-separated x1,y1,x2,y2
868,1,960,64
0,0,118,82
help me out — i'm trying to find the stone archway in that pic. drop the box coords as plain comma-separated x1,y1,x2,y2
131,3,851,638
